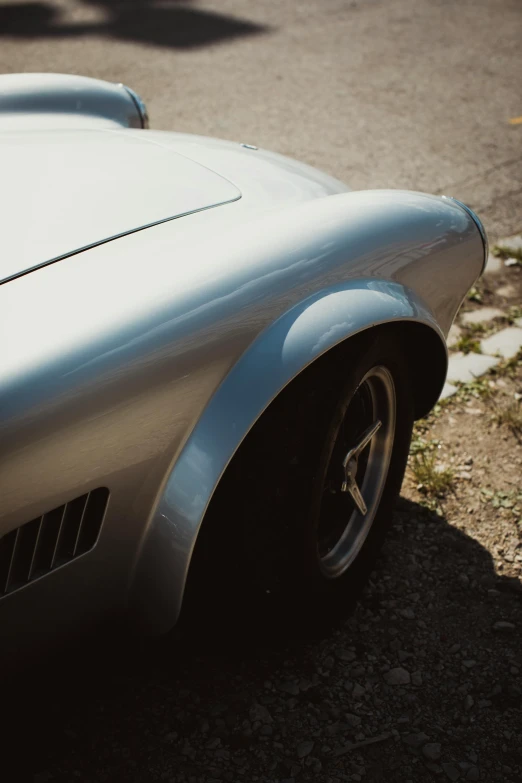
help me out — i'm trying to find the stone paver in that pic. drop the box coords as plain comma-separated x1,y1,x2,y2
441,304,520,400
496,283,517,298
446,352,500,384
497,234,522,252
480,327,522,360
461,307,505,326
447,323,462,348
484,253,503,275
439,382,458,400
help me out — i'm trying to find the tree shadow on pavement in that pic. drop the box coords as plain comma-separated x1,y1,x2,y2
0,0,269,49
4,497,522,781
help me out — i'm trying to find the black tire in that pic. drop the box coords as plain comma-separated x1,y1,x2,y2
181,329,414,639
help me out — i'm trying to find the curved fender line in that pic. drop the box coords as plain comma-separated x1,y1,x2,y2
129,279,446,633
0,73,143,129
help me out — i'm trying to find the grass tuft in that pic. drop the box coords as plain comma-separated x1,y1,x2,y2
508,304,522,322
467,286,483,303
454,335,482,354
410,451,454,496
466,322,487,336
493,245,522,264
493,399,522,437
495,350,522,379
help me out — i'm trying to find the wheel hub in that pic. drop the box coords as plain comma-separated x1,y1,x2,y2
341,419,382,515
316,365,396,579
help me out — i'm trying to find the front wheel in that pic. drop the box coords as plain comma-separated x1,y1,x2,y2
315,363,397,581
182,331,414,636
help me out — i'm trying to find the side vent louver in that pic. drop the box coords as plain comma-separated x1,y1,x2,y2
0,487,109,598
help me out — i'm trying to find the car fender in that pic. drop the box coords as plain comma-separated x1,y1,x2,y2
0,73,146,130
129,278,447,633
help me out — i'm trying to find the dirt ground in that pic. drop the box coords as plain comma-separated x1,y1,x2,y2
6,262,522,783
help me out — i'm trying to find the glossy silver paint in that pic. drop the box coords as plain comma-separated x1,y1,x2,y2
0,76,487,652
0,73,145,130
0,129,240,283
442,195,489,271
121,84,149,129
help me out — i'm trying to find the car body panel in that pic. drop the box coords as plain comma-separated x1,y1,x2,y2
130,279,446,633
138,129,350,202
0,129,241,283
0,182,484,647
0,75,488,653
0,72,144,130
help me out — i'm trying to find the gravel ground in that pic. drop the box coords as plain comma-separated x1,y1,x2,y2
7,263,522,783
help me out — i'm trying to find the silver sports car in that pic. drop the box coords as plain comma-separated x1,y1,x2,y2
0,73,487,653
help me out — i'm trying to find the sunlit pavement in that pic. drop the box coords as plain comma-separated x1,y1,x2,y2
0,0,521,241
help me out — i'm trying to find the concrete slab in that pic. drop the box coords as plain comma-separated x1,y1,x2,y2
484,253,503,275
447,323,462,348
497,234,522,252
480,327,522,359
496,283,517,298
461,307,505,326
446,352,500,383
516,318,522,328
439,382,458,400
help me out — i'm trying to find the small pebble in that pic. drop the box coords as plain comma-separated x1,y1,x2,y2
422,742,441,761
296,740,314,759
492,621,515,632
384,668,411,685
280,682,300,696
403,732,430,749
335,649,356,662
442,762,460,781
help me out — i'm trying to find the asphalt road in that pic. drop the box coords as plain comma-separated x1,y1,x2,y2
1,0,521,241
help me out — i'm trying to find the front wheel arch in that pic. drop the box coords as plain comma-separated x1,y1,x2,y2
196,319,445,502
180,325,422,633
392,320,447,419
129,285,448,634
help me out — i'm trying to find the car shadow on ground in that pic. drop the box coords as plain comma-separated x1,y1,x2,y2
4,497,522,781
0,0,269,49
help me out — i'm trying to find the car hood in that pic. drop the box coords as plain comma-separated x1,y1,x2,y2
0,129,240,284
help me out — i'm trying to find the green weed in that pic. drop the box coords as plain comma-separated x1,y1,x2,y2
410,451,454,496
493,245,522,264
492,399,522,437
467,286,483,303
454,335,482,354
